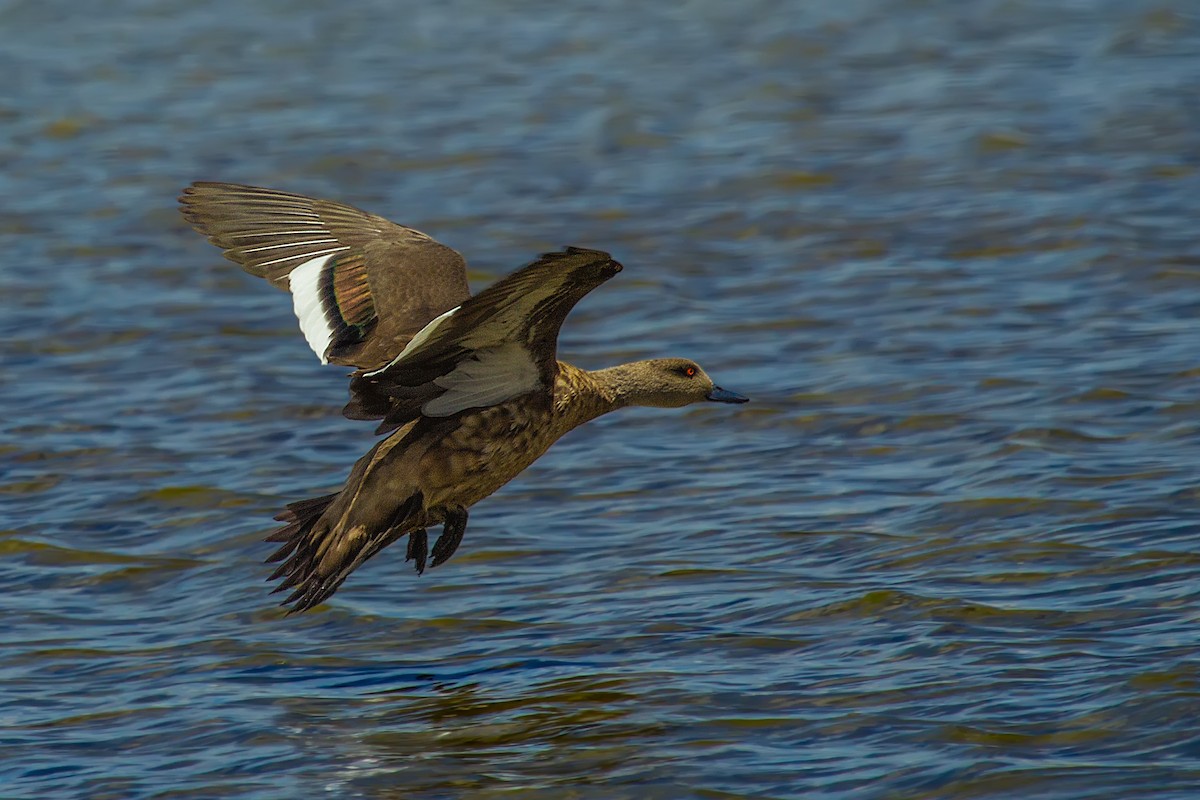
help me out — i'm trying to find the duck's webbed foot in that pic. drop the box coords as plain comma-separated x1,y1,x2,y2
431,506,468,568
406,528,428,575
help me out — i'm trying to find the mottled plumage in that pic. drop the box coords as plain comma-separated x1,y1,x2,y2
180,182,748,613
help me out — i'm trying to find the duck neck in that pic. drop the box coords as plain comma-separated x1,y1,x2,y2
586,362,655,410
548,362,627,433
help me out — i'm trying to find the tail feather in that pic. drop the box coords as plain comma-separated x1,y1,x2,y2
264,523,302,546
266,536,300,567
273,493,340,524
262,492,339,612
263,490,424,614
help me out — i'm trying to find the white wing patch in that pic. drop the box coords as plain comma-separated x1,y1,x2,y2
289,253,337,363
421,343,540,417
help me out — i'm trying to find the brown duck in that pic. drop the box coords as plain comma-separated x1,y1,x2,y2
179,182,748,613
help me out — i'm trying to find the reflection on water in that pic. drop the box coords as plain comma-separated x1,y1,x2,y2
4,0,1200,797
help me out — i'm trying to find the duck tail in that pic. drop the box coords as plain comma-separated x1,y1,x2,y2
263,488,425,614
263,492,340,613
269,493,340,541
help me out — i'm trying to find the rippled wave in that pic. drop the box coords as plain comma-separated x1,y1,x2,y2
3,1,1200,798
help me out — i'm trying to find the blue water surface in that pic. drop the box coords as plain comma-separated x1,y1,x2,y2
3,1,1200,797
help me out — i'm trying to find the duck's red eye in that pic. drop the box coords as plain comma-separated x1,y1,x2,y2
685,366,696,377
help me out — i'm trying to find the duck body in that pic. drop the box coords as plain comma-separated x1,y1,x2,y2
272,363,613,611
418,362,612,510
179,182,747,613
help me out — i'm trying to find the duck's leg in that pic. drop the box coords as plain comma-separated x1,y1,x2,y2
430,506,468,568
406,529,429,575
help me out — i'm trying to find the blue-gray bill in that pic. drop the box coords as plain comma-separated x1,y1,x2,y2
706,387,749,404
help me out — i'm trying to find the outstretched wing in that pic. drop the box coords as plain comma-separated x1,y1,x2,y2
179,182,470,370
346,247,622,433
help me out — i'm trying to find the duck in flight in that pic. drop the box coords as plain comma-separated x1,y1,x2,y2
179,182,748,613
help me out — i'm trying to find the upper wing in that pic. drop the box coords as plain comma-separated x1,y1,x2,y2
346,247,622,433
179,182,471,369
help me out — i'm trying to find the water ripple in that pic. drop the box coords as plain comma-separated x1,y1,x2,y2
4,0,1200,798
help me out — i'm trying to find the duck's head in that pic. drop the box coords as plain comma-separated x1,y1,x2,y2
603,357,749,409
